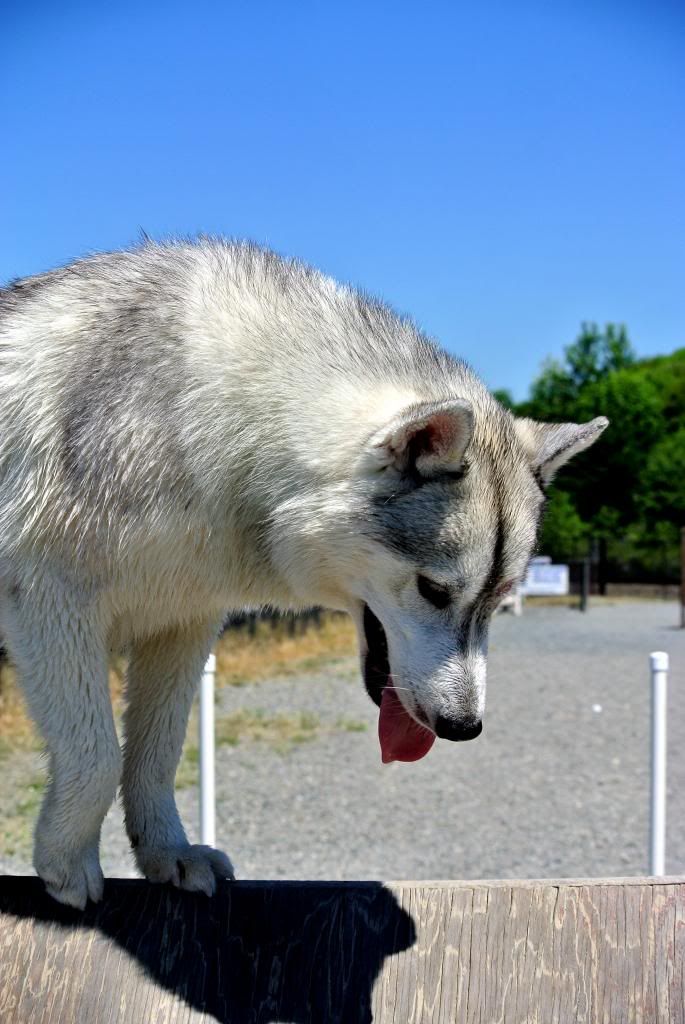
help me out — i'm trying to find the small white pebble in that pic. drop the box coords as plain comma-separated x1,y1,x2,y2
592,703,603,713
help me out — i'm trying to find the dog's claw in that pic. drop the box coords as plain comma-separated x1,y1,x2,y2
136,843,235,893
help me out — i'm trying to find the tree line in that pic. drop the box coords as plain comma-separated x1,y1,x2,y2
494,325,685,582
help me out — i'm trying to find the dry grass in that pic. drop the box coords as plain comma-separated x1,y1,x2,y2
521,594,665,608
214,708,321,748
0,661,127,757
176,706,367,787
0,613,357,756
0,665,39,756
0,773,44,859
214,613,357,686
177,708,321,784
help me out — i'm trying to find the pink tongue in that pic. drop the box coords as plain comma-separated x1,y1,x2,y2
378,683,436,764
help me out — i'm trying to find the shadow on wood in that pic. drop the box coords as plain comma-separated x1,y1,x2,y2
0,877,415,1023
1,876,684,1023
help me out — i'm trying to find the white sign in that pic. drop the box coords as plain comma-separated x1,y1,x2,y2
521,563,569,596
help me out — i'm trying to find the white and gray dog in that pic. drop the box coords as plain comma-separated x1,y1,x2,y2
0,239,607,907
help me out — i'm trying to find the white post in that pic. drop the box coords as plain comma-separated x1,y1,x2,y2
199,652,216,848
649,651,668,876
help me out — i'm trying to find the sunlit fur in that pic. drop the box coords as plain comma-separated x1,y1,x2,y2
0,239,607,907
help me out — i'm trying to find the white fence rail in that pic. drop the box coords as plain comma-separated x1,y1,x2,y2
649,651,669,876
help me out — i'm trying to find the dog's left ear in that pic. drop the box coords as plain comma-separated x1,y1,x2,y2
515,416,609,487
364,399,474,481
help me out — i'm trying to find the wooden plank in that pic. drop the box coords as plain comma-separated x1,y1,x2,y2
0,877,683,1023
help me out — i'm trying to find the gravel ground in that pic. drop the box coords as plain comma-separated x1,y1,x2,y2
2,600,684,881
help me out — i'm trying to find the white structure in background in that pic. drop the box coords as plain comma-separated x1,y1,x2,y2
650,651,669,876
199,652,216,847
499,556,570,615
521,555,570,597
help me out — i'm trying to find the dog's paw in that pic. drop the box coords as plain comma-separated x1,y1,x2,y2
136,844,235,896
35,843,105,910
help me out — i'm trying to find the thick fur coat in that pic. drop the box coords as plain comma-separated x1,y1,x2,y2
0,240,607,906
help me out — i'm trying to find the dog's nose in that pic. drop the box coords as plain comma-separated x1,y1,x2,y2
434,715,483,742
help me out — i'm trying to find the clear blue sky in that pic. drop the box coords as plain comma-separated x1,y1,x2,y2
2,1,683,399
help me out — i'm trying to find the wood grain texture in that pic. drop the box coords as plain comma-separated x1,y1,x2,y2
0,876,683,1023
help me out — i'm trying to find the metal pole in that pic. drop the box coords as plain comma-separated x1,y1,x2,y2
199,652,216,847
649,651,668,876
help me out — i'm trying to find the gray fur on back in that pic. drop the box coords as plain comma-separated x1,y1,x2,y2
0,239,510,581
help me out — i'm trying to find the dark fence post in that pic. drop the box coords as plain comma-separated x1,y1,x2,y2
579,557,590,612
675,532,679,626
597,537,607,597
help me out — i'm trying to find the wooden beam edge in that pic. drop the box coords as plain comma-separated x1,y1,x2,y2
1,873,683,894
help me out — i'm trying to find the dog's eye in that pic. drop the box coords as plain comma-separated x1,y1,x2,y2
417,574,451,610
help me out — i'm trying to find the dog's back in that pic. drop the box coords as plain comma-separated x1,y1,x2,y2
0,240,485,608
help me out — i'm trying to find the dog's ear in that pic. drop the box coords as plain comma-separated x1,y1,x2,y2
515,416,608,487
365,399,474,481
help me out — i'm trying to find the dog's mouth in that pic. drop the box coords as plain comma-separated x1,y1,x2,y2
362,604,436,764
362,604,390,709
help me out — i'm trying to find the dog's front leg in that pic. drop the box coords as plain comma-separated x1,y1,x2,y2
121,617,234,894
1,574,120,909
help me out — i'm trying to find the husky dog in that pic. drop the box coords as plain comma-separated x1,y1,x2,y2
0,240,607,908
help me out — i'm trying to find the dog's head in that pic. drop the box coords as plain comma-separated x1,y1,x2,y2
339,395,608,761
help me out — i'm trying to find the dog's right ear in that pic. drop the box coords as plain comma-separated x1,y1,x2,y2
360,399,474,483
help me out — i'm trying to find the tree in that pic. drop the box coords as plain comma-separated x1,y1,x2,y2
565,322,634,389
538,489,589,562
513,324,684,580
635,348,685,430
520,322,635,422
569,369,664,523
639,428,685,527
491,388,515,411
